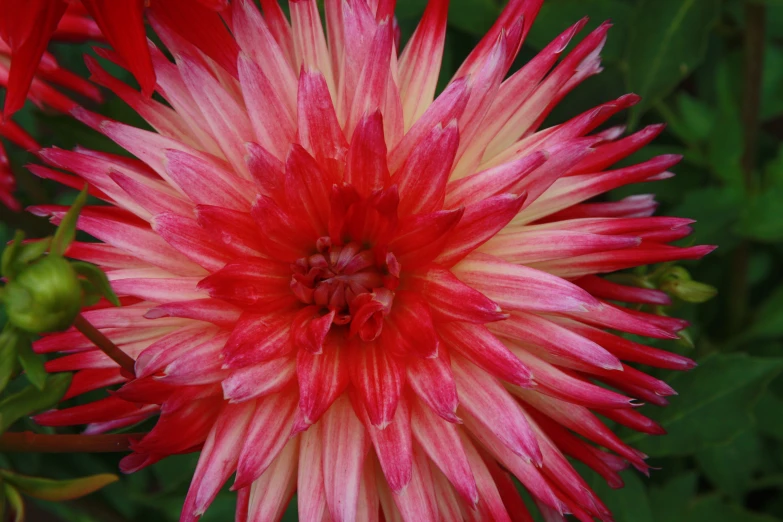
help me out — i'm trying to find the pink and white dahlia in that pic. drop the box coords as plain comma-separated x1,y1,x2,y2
31,0,714,520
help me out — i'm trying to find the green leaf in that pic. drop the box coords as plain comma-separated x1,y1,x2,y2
50,186,88,257
686,494,782,522
589,470,654,522
625,0,721,126
70,262,120,307
696,429,763,499
673,93,715,144
0,328,21,393
3,483,24,522
754,389,783,441
670,186,742,247
0,470,118,502
447,0,500,35
16,340,47,391
624,354,783,456
649,472,698,522
0,373,72,433
524,0,633,61
761,45,783,121
707,60,744,188
746,285,783,340
738,186,783,242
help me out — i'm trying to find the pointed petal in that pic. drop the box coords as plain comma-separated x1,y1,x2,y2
322,394,369,522
437,193,527,266
349,337,405,428
411,399,478,505
244,437,299,522
389,209,463,269
438,322,532,387
345,110,390,198
452,355,541,464
295,333,351,431
452,252,598,313
408,265,505,323
297,422,329,522
233,392,298,489
1,0,68,116
81,0,155,96
355,394,413,493
393,120,459,217
180,402,254,520
397,0,449,126
407,351,460,423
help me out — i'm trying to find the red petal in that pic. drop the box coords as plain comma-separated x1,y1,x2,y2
408,265,505,323
345,110,390,198
349,337,405,428
1,0,68,116
233,392,298,489
438,322,532,388
321,394,370,521
389,208,463,269
81,0,155,96
294,332,350,432
392,120,459,217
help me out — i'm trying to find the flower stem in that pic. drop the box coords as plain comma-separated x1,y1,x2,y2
0,432,138,453
73,314,136,378
729,2,765,335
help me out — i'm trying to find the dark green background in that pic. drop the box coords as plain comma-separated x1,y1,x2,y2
2,0,783,520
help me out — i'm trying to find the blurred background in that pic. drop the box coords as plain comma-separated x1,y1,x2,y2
1,0,782,520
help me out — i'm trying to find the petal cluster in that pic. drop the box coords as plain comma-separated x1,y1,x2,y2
30,1,713,521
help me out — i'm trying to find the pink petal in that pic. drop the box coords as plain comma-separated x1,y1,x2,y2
411,399,478,505
321,394,369,522
181,402,254,520
408,265,506,324
438,322,532,387
451,354,541,464
349,337,405,428
295,333,351,432
232,391,298,489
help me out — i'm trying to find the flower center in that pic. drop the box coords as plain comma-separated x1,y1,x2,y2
290,237,400,340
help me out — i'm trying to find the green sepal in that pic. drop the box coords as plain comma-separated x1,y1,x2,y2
71,261,120,307
658,266,718,303
0,328,21,393
1,234,52,283
1,231,25,280
50,186,89,258
0,373,72,434
3,483,24,522
16,341,47,391
0,470,118,502
677,329,695,349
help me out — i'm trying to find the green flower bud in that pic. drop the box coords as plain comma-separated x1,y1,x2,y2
2,256,83,334
658,266,717,304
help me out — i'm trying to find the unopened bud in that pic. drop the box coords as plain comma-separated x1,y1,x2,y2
2,256,83,333
658,267,717,303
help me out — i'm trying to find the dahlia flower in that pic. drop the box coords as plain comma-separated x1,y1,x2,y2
31,0,713,520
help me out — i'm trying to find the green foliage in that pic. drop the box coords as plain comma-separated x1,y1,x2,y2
624,0,721,126
0,373,71,434
0,470,118,502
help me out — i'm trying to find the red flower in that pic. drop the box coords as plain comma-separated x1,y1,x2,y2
31,0,713,520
